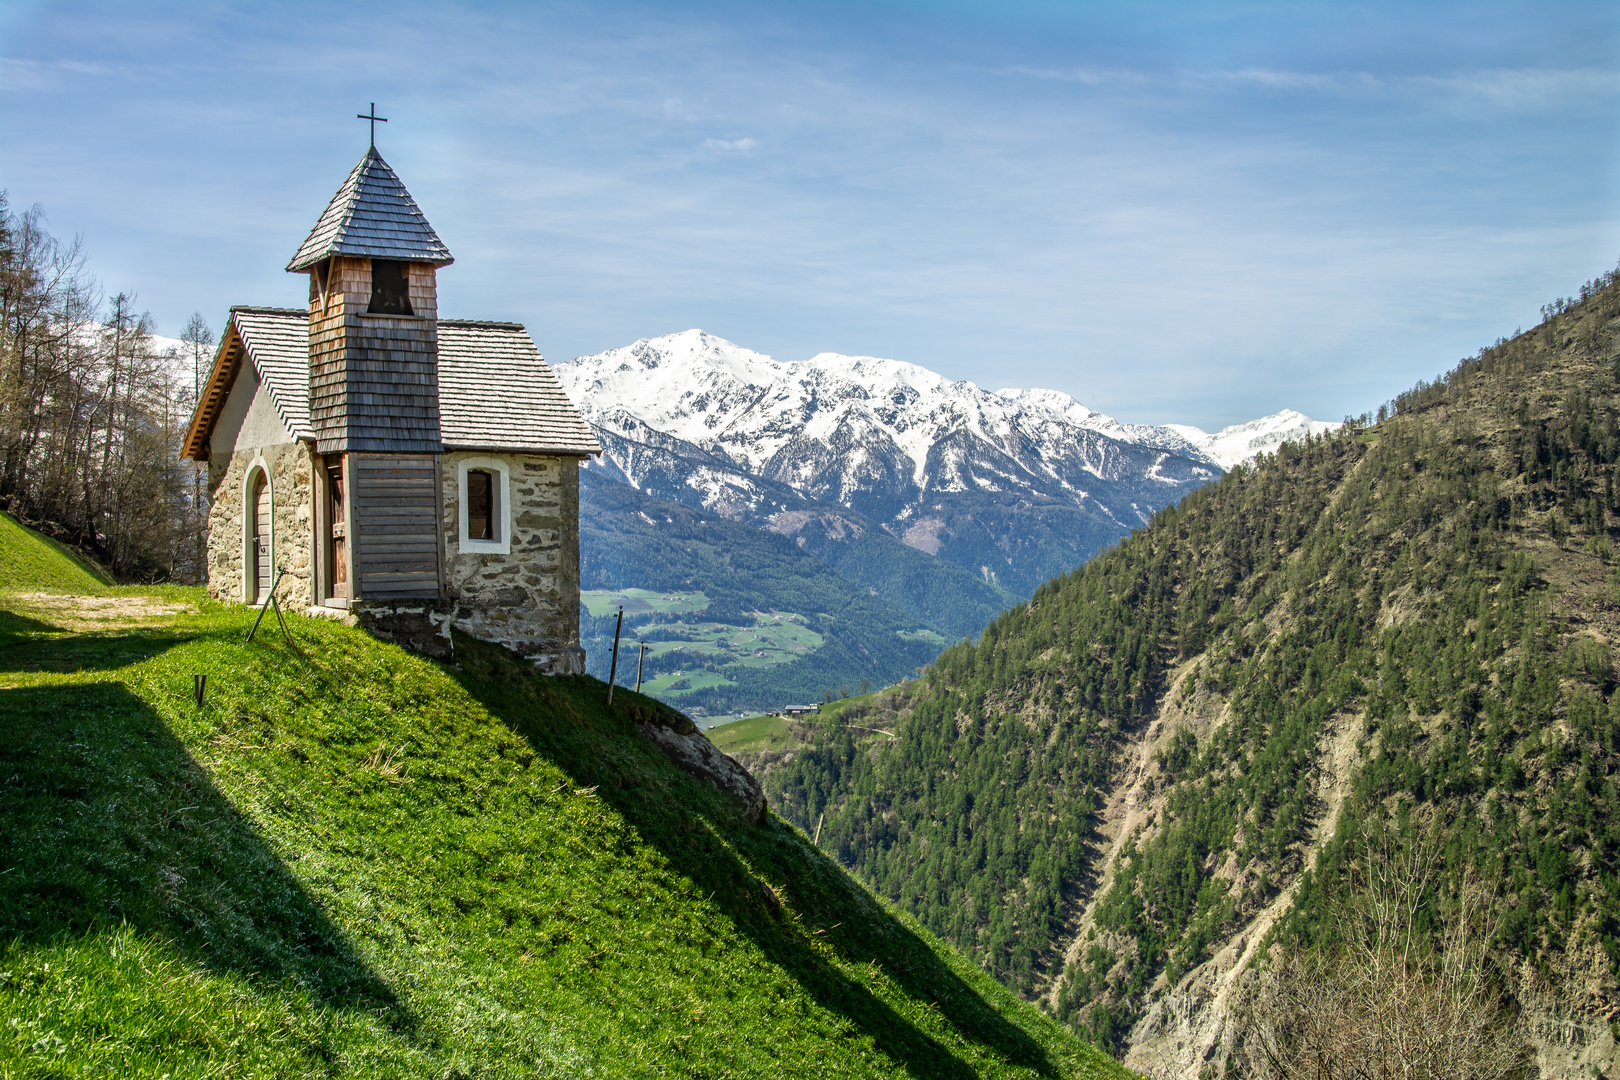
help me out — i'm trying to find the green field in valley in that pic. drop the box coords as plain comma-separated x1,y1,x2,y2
605,611,828,699
643,614,822,667
578,475,951,716
580,587,709,617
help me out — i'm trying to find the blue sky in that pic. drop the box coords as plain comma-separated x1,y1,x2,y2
2,1,1616,430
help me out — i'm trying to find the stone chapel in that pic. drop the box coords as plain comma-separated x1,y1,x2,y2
181,145,601,670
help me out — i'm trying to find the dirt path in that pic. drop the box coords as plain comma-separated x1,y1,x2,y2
2,592,198,631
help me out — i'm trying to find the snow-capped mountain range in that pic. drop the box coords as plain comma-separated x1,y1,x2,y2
558,330,1335,596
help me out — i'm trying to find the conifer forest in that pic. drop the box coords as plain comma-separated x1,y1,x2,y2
762,268,1620,1074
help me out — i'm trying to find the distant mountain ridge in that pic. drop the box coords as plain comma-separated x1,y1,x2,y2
558,329,1328,595
1164,408,1340,470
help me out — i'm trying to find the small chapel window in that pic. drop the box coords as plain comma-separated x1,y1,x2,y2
458,459,509,553
467,469,495,541
367,260,414,315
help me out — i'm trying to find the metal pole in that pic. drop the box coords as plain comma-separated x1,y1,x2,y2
606,607,623,704
635,641,646,694
245,568,285,643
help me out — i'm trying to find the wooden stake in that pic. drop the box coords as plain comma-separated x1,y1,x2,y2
606,607,624,705
814,813,824,847
194,674,207,709
635,641,646,694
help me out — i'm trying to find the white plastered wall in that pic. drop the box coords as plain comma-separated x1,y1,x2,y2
213,364,295,454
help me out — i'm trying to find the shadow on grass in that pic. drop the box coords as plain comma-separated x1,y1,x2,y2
0,608,63,639
452,638,1058,1080
0,615,188,674
0,681,405,1021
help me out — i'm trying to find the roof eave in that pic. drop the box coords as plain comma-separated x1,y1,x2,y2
285,251,455,273
179,323,246,462
443,443,602,458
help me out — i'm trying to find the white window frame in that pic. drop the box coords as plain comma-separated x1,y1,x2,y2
457,456,511,555
241,458,273,602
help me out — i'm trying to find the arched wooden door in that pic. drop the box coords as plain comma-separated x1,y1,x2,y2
251,473,271,603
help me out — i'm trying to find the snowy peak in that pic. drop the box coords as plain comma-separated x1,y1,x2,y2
1164,409,1341,470
994,387,1112,428
558,329,1334,595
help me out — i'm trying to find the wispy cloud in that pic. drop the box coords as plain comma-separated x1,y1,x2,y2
1006,61,1618,107
0,0,1614,431
0,55,115,91
1002,65,1148,87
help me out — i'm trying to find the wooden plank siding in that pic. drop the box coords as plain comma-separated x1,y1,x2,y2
351,453,443,599
309,256,443,456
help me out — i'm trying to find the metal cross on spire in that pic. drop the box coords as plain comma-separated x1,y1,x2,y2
358,103,388,148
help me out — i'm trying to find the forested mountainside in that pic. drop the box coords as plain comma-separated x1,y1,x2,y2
762,270,1620,1075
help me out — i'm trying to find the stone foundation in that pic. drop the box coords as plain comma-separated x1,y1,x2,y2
352,601,455,661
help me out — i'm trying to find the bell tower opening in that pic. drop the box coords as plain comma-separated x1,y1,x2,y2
368,259,414,315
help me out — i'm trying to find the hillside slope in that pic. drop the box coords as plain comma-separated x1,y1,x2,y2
0,572,1126,1077
0,509,113,592
764,272,1620,1076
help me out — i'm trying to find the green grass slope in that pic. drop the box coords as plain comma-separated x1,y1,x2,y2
0,510,112,592
0,592,1127,1078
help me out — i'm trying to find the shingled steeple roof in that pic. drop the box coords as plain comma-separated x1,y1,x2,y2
286,147,454,272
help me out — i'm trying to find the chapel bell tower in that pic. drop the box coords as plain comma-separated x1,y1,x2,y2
286,137,455,604
286,145,454,454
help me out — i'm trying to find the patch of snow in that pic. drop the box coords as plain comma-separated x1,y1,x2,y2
1165,410,1340,470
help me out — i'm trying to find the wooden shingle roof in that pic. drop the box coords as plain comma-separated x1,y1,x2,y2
234,308,313,438
438,321,601,455
179,310,600,460
286,148,453,272
179,307,312,460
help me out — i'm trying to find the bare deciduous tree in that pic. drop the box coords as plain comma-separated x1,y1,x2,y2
179,313,214,581
0,192,200,581
1236,829,1530,1080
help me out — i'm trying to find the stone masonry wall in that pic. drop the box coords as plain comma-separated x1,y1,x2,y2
207,442,315,607
441,451,584,674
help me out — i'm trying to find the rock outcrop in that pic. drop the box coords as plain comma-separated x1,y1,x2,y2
631,704,768,825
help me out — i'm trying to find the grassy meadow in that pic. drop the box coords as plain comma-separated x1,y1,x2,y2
707,713,794,755
0,523,1128,1078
